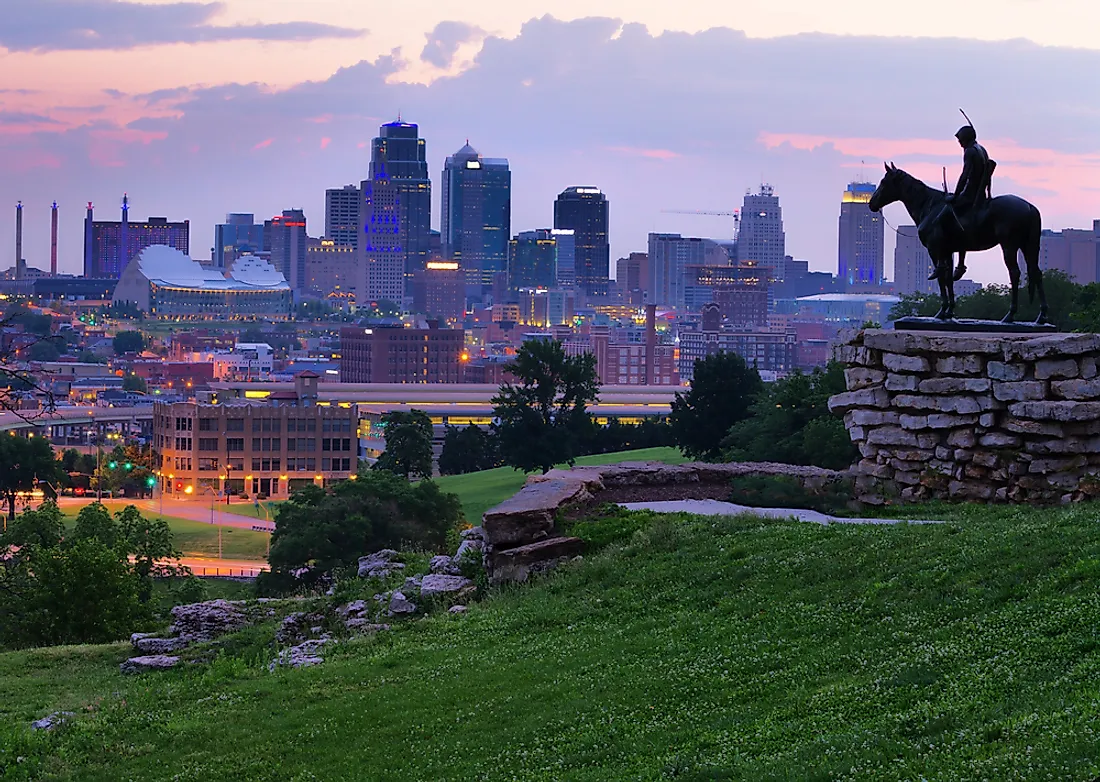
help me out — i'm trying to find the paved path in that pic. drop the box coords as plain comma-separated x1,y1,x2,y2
178,556,269,578
618,499,942,526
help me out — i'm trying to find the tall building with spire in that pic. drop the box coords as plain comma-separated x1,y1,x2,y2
83,195,189,278
358,120,432,305
554,186,610,298
838,182,885,288
440,142,510,301
738,184,785,282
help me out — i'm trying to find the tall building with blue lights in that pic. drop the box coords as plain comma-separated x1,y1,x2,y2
837,182,884,289
440,143,510,301
358,120,432,305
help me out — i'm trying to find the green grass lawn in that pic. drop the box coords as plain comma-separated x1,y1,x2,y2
435,445,688,523
215,501,284,521
6,503,1100,779
59,502,270,562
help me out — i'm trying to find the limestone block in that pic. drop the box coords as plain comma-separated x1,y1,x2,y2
992,381,1046,402
1005,333,1100,361
979,413,997,428
918,377,992,394
848,426,866,442
846,409,901,427
833,345,879,367
890,459,926,473
1008,401,1100,422
885,373,920,392
916,433,941,449
963,464,990,481
972,451,1000,468
1051,379,1100,400
482,479,592,547
948,481,995,500
892,394,982,415
892,449,934,462
901,413,979,430
953,449,974,463
1024,438,1100,455
987,362,1027,382
946,430,977,448
894,471,920,486
882,353,930,373
857,461,892,479
1029,456,1088,474
1034,358,1079,380
1001,417,1064,437
979,432,1022,448
866,426,918,446
858,443,879,459
863,331,1004,355
487,536,585,585
935,446,952,460
1081,356,1099,380
844,367,887,391
828,387,890,414
935,355,983,375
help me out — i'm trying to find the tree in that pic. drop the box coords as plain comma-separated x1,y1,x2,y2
267,471,462,579
722,363,858,470
670,351,763,461
122,372,147,393
492,339,601,474
0,502,183,649
438,424,499,475
27,337,63,361
0,434,59,523
373,409,435,480
112,330,145,355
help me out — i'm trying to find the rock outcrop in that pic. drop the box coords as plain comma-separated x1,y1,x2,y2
120,655,181,674
357,549,405,579
831,329,1100,504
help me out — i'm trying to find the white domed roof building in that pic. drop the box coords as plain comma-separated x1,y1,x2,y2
112,246,292,320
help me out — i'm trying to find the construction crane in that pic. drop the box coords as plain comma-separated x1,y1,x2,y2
660,208,740,240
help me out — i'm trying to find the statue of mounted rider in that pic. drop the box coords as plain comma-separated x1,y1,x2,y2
869,111,1050,325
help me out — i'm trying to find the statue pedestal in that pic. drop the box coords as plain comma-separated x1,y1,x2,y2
893,317,1057,334
830,329,1100,506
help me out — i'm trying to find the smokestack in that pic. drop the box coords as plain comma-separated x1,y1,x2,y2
645,304,656,386
51,201,58,277
15,201,23,281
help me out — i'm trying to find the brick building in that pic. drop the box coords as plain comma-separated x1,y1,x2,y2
340,324,464,383
153,372,358,500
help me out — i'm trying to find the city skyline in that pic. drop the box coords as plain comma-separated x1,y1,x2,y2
2,10,1099,285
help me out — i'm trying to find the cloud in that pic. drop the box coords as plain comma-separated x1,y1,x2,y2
420,21,485,69
0,1,365,52
2,16,1099,285
0,111,61,126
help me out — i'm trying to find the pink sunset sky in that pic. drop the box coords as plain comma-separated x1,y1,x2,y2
2,0,1099,284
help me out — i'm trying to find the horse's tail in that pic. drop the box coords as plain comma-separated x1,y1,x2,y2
1026,204,1042,304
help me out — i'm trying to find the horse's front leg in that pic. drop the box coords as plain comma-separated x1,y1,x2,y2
934,259,952,320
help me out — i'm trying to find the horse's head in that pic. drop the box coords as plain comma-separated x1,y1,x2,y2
869,162,902,213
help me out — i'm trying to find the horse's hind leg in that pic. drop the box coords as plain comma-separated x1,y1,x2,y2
934,258,952,320
1002,245,1021,323
1024,236,1049,323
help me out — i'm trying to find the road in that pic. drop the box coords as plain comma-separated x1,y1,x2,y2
177,556,269,577
54,496,275,532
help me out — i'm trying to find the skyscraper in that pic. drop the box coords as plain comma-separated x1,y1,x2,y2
83,196,189,278
325,185,360,248
358,120,432,305
838,182,885,288
647,233,729,309
440,143,510,299
738,184,785,282
265,209,308,293
508,229,560,291
213,214,263,269
893,225,936,296
554,187,609,297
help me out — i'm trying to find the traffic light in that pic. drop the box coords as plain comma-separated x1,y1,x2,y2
146,476,156,488
124,462,133,471
107,461,118,470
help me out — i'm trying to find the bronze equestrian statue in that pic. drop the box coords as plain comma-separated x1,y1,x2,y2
868,121,1049,324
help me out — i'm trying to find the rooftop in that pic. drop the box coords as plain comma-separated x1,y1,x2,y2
132,246,289,292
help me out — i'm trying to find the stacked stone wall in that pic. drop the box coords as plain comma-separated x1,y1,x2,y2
830,329,1100,504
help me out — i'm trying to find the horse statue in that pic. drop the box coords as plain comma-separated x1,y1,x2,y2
868,163,1049,324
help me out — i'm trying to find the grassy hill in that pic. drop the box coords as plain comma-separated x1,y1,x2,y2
5,502,1100,780
435,445,687,522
